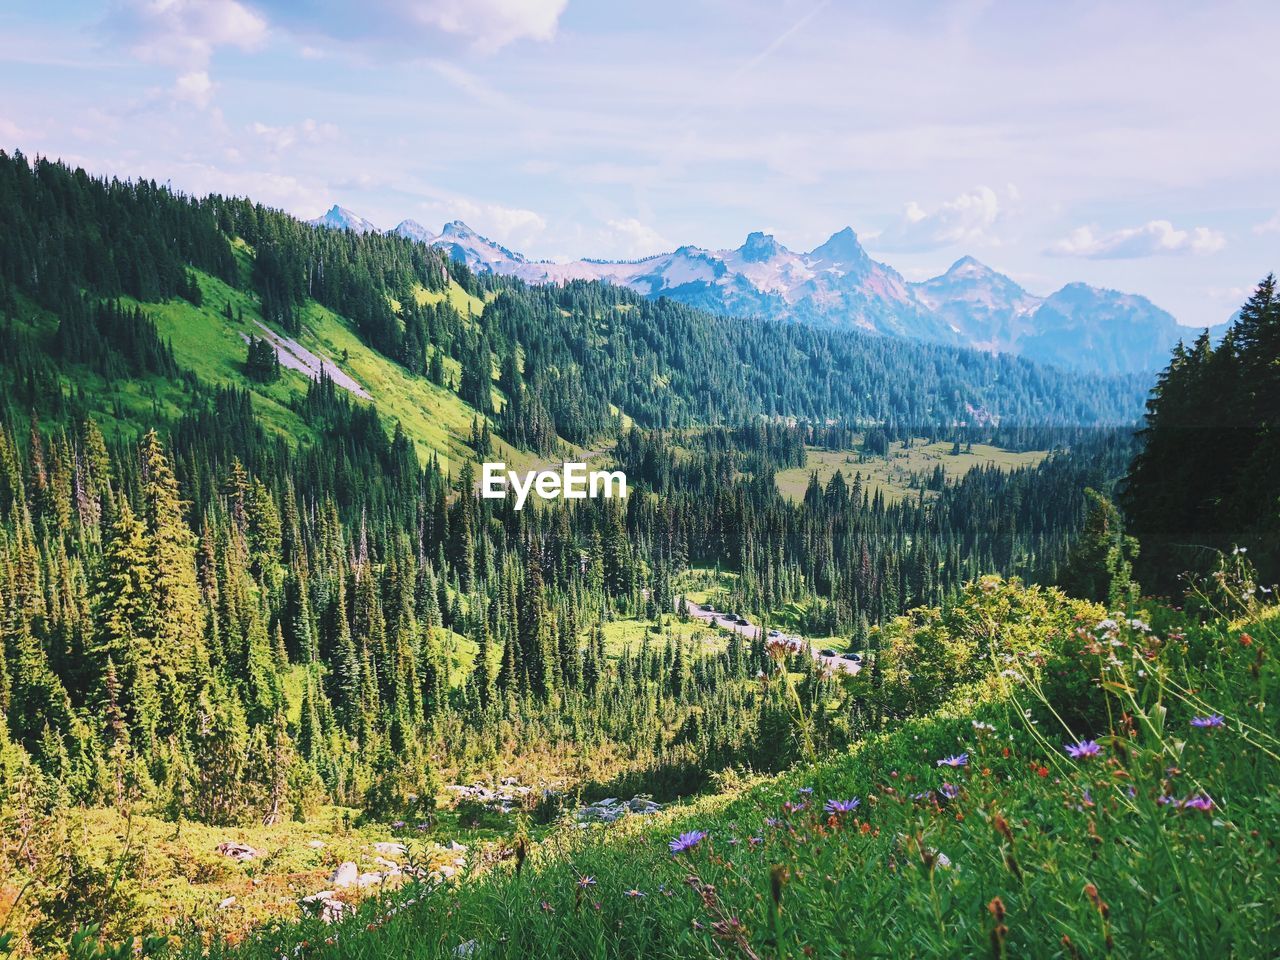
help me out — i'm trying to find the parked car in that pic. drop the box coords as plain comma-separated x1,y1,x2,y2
819,648,837,657
842,652,863,662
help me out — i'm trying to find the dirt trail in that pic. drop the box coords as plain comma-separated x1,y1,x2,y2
243,321,372,399
678,596,861,675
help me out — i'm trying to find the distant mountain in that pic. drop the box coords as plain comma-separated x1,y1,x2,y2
307,204,380,234
1021,283,1214,376
909,260,1227,375
510,227,958,343
432,220,529,273
391,219,436,244
310,205,1221,374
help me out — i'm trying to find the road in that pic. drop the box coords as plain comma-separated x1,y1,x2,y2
677,596,861,676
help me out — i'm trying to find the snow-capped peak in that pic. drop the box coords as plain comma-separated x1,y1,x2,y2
308,204,380,234
393,219,437,244
433,220,528,271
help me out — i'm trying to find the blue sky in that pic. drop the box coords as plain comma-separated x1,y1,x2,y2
1,0,1278,327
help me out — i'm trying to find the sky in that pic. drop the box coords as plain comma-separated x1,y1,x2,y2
1,0,1278,328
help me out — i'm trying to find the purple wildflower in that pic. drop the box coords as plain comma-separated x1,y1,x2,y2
749,836,764,846
1065,740,1102,759
764,817,781,828
577,875,596,889
1182,793,1214,812
910,791,934,803
936,753,969,768
1157,794,1176,806
824,797,862,814
1190,714,1225,729
782,800,809,814
669,830,708,854
624,889,645,898
939,783,960,800
797,787,814,795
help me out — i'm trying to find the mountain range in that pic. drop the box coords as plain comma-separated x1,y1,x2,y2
308,204,1223,375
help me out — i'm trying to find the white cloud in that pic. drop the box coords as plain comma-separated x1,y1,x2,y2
414,194,547,247
603,218,669,258
410,0,567,51
868,185,1008,252
1048,220,1226,259
111,0,267,66
1254,211,1280,235
107,0,267,107
0,117,27,141
249,117,339,153
173,70,214,107
252,0,567,53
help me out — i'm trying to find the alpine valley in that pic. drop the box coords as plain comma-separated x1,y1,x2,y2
0,150,1276,960
310,204,1226,375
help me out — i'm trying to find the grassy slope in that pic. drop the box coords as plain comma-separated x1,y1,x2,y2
775,440,1048,504
139,269,537,475
6,295,195,442
215,586,1280,960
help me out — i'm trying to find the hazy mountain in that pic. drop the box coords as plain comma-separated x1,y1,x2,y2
310,204,1218,373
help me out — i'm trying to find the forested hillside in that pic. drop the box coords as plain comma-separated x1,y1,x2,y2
0,151,1145,457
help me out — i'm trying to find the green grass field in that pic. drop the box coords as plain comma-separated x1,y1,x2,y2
198,580,1280,960
774,440,1048,504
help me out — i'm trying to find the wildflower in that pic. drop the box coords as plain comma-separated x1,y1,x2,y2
910,790,933,802
1156,794,1176,806
1190,714,1225,728
1128,618,1151,632
576,875,596,889
782,800,808,814
824,798,861,814
936,753,968,768
939,783,959,800
1182,793,1214,812
934,851,952,869
972,720,996,733
765,636,802,661
764,817,781,828
726,837,740,845
390,820,406,829
797,786,814,796
749,836,764,846
669,830,708,854
1065,740,1102,760
540,901,555,913
624,889,645,898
